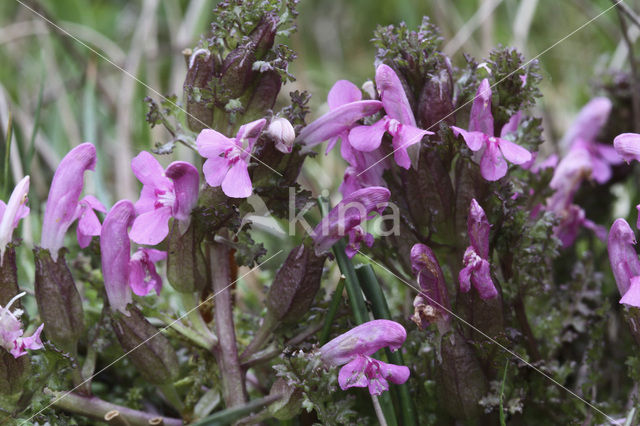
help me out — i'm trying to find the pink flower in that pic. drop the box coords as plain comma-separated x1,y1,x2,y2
608,218,640,307
0,292,44,358
319,320,410,396
451,79,532,181
76,195,107,248
312,187,390,256
0,176,30,262
41,143,101,259
101,200,167,314
458,199,497,299
197,119,266,198
297,80,383,152
349,64,433,169
129,152,199,246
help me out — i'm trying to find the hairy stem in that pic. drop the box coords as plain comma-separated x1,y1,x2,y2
46,389,183,426
208,239,247,407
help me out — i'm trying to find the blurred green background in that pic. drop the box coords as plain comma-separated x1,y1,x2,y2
0,0,638,235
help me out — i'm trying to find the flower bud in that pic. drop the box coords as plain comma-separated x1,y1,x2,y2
417,67,454,129
614,133,640,163
0,350,29,411
111,306,179,385
0,247,20,308
166,221,207,293
265,244,326,324
33,247,84,354
268,378,303,420
184,48,216,133
266,118,296,153
410,244,450,328
436,329,488,421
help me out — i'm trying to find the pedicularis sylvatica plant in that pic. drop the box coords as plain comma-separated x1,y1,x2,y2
5,1,640,424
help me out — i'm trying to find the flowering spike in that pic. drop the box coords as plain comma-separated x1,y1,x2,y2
41,143,97,260
312,187,390,256
319,320,409,396
101,200,135,314
0,176,29,263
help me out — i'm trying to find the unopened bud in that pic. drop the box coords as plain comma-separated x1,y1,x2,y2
0,247,21,308
265,244,326,324
266,118,296,153
0,350,29,411
33,247,84,354
167,221,207,293
111,306,179,385
268,378,303,420
183,48,215,132
417,67,454,129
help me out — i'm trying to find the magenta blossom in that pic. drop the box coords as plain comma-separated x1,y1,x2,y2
41,143,102,259
0,292,44,358
451,79,532,181
312,187,390,257
0,176,30,262
197,119,266,198
410,244,450,327
608,219,640,307
129,152,199,246
458,199,497,299
297,80,383,152
101,200,166,314
614,133,640,163
563,98,621,184
76,195,106,248
319,319,410,396
349,64,433,169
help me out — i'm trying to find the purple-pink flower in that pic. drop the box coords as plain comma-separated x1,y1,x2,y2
0,176,30,262
129,152,199,246
101,200,166,314
458,199,497,299
41,143,102,259
0,292,44,358
319,319,410,396
451,79,532,181
312,186,390,257
608,218,640,307
197,119,266,198
297,80,383,152
349,64,433,169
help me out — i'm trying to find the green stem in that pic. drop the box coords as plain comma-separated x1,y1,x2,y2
319,279,345,344
356,265,418,426
180,292,218,349
159,383,185,414
158,312,212,350
371,395,389,426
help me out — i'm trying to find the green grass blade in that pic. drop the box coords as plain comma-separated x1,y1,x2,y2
319,278,345,344
499,361,509,426
2,111,13,199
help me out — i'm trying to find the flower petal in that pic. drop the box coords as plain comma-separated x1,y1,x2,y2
349,119,387,152
480,142,508,181
338,356,369,390
469,78,494,135
608,218,640,296
500,111,522,137
129,207,172,246
131,151,168,189
614,133,640,163
202,156,230,188
196,129,235,158
471,258,498,299
221,160,252,198
620,276,640,307
328,80,362,110
497,138,532,165
298,101,383,148
375,64,416,126
166,161,200,222
451,127,485,151
76,206,102,248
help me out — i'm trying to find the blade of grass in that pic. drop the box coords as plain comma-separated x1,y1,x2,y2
356,264,417,426
190,394,281,426
2,111,13,199
499,361,509,426
319,278,345,344
26,75,44,170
